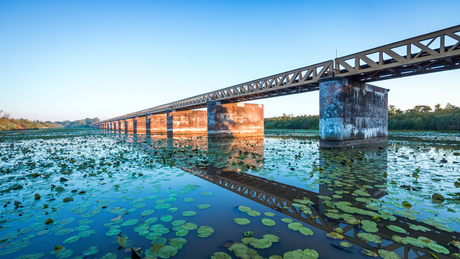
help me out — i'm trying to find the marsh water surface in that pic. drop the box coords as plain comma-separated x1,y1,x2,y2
1,129,459,259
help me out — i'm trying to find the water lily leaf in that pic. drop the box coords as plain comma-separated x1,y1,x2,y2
82,246,99,256
378,249,401,259
175,229,188,237
201,192,213,196
197,226,214,237
211,252,231,259
288,222,303,230
160,215,173,222
182,211,197,217
169,237,187,249
141,209,155,216
121,219,139,226
171,220,186,227
264,212,275,217
408,224,431,232
117,236,126,247
262,234,279,242
151,243,165,254
358,233,382,244
387,225,407,234
262,218,275,226
303,249,319,259
182,198,194,203
234,218,250,225
340,241,352,247
197,204,210,209
105,228,121,236
247,210,260,217
182,223,197,230
299,227,314,236
63,236,79,244
427,242,449,254
158,245,178,258
252,238,272,249
361,249,378,257
326,232,344,239
238,206,251,212
281,218,293,223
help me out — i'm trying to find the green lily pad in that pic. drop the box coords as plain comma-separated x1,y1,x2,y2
160,215,173,222
121,219,139,227
158,245,178,258
387,225,407,234
175,229,188,237
211,252,231,259
358,233,382,244
238,206,251,212
171,220,186,227
63,236,79,244
182,223,197,230
197,204,210,209
141,209,155,216
234,218,250,225
247,210,261,217
299,227,314,236
340,241,352,248
427,242,449,254
197,226,214,237
263,234,279,242
262,218,275,226
378,249,401,259
182,211,197,217
169,237,187,249
106,228,121,236
281,218,293,223
303,249,319,259
288,222,303,230
82,246,99,256
264,212,275,217
182,198,194,203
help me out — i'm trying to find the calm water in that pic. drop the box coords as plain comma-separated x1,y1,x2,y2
0,129,459,259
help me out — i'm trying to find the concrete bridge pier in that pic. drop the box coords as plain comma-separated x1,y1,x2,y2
319,77,388,149
147,114,167,134
166,110,207,136
119,120,125,131
207,101,264,138
135,116,146,133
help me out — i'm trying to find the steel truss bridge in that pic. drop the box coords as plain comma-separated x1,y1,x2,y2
94,25,460,125
184,167,457,259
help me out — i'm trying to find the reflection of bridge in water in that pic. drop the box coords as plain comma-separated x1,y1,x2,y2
107,131,457,258
182,145,456,259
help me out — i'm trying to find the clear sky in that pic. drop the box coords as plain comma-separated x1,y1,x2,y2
1,0,459,121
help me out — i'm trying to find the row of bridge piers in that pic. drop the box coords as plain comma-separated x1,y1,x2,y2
97,78,390,148
99,101,265,138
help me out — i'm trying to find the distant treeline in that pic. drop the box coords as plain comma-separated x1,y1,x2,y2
264,103,460,131
0,110,99,131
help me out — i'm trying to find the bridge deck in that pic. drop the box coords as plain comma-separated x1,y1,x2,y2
93,25,460,129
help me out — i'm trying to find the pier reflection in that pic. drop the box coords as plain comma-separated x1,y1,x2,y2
106,131,457,259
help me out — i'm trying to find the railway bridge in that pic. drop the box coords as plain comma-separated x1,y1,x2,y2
92,25,460,148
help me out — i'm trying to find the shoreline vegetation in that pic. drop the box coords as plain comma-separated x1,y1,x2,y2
265,103,460,131
1,103,459,132
0,110,99,131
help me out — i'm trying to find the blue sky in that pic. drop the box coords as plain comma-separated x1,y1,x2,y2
1,0,459,121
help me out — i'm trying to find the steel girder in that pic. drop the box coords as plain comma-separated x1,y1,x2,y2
335,25,460,81
92,25,460,126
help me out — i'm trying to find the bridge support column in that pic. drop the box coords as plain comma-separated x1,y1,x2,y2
319,77,388,148
207,101,264,138
126,118,134,132
134,116,146,133
147,114,167,134
166,110,207,136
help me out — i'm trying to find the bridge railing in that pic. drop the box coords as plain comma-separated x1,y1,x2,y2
335,25,460,79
